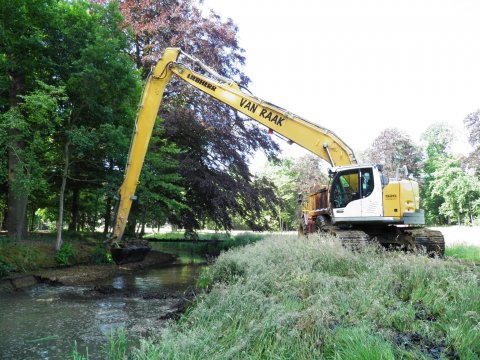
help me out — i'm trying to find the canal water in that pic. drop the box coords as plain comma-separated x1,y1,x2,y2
0,261,205,359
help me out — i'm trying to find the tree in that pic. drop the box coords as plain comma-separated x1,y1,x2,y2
162,108,279,231
0,0,62,240
130,121,187,236
257,155,331,231
258,159,298,231
97,0,280,232
464,110,480,175
54,1,141,248
0,82,67,241
464,110,480,150
430,159,480,224
291,154,329,193
366,128,423,179
419,123,455,224
0,0,146,248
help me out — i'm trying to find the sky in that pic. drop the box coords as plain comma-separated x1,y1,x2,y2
202,0,479,168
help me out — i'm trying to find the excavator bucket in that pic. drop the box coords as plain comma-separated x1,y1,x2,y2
109,239,151,265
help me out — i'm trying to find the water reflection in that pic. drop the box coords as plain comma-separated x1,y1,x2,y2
0,263,205,360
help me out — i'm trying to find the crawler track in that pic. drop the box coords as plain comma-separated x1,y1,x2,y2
317,225,445,257
323,226,370,250
400,228,445,257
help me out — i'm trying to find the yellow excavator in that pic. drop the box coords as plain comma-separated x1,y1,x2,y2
107,47,444,264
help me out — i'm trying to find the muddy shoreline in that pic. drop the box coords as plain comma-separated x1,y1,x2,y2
0,250,177,293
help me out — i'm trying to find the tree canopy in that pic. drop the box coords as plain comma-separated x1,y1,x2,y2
0,0,281,241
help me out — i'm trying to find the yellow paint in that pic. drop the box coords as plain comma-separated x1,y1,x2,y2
383,180,420,218
112,48,181,242
169,64,357,167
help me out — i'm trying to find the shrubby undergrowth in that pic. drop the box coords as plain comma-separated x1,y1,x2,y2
122,235,479,359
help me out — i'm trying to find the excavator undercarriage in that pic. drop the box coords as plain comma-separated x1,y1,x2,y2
307,216,445,256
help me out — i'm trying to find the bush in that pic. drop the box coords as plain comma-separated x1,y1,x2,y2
91,245,112,264
0,255,15,277
56,243,75,266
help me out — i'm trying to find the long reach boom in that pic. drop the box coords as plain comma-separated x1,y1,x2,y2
109,48,357,245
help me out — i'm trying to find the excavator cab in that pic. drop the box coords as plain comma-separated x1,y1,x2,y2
329,165,384,223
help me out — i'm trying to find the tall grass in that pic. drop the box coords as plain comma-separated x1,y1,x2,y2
129,234,479,359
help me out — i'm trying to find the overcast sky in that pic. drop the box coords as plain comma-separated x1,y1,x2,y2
202,0,479,167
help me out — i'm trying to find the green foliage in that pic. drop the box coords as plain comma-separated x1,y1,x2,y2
134,121,188,232
128,235,479,359
255,155,330,231
104,328,128,360
0,82,67,198
430,159,480,224
0,241,46,272
258,158,299,231
0,255,14,277
420,124,456,225
446,245,480,262
70,341,89,360
56,243,75,266
91,245,112,264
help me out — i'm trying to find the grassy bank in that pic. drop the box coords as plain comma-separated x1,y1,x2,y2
0,231,263,277
147,232,264,262
114,234,479,359
0,232,109,276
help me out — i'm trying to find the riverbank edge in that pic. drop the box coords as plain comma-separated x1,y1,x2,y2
0,250,176,294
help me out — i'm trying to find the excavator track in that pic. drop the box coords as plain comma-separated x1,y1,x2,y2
398,228,445,257
323,226,370,250
315,222,445,257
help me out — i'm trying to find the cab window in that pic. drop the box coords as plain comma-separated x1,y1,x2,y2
361,168,374,198
331,169,359,208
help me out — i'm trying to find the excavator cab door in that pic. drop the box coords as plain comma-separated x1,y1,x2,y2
330,168,362,219
330,166,383,222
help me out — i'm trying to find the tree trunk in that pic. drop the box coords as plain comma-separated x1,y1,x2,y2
68,187,80,231
56,140,71,251
92,192,99,232
6,72,27,242
7,148,28,242
1,206,7,231
139,209,147,237
104,196,112,234
29,206,35,232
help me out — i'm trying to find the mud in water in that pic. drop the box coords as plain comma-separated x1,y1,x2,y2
0,262,205,360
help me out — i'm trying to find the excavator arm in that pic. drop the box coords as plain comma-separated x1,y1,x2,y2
109,47,357,246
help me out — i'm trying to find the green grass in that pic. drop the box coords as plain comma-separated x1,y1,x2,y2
149,232,264,263
0,232,108,275
146,231,262,242
446,245,480,262
114,234,479,359
146,231,228,241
